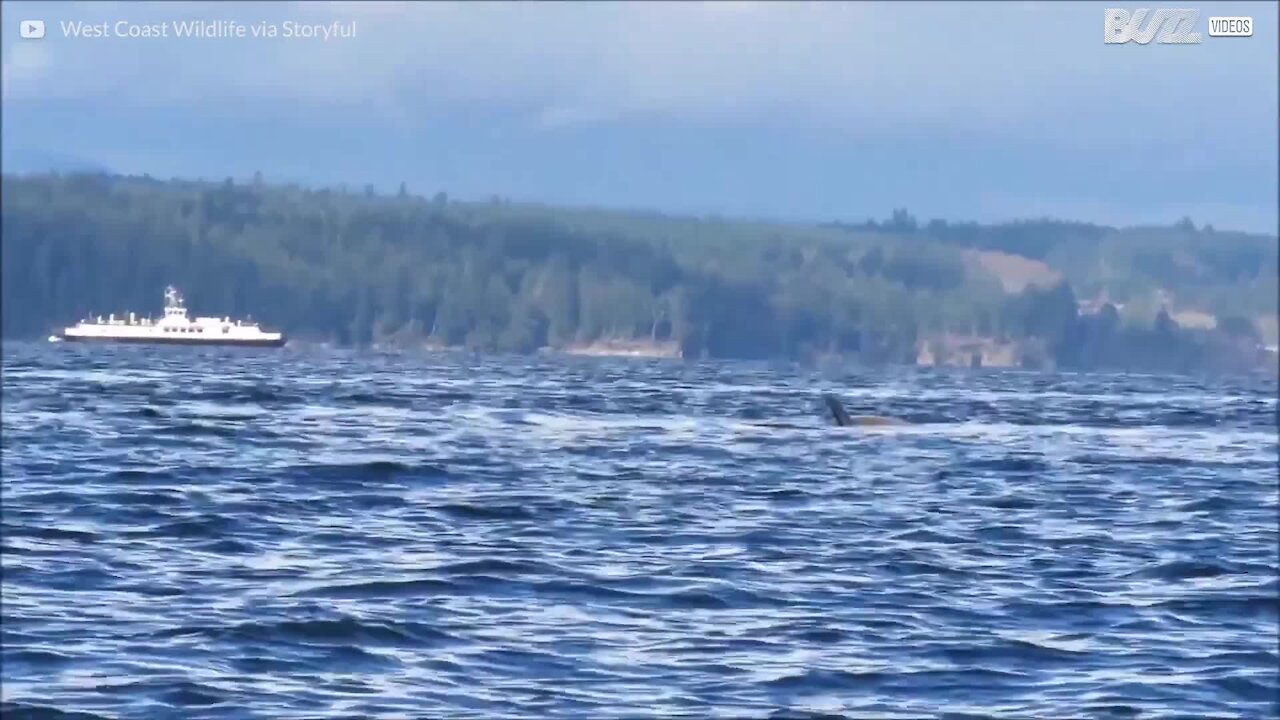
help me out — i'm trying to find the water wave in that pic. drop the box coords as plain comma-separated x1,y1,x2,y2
3,342,1276,718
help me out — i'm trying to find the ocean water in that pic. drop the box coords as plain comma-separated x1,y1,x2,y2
2,342,1276,719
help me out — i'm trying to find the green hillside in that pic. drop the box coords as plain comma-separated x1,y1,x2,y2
3,172,1274,373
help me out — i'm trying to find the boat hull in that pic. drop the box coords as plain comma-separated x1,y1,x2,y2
57,333,286,348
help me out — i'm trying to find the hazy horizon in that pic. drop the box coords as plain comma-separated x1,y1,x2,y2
7,166,1277,239
3,1,1277,233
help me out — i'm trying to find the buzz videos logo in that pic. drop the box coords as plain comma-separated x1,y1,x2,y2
1104,8,1254,44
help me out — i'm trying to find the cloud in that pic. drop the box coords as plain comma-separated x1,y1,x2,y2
533,105,620,131
3,0,1274,142
1,39,52,99
2,1,1274,232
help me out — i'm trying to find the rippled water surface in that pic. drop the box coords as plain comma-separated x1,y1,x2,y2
3,342,1277,719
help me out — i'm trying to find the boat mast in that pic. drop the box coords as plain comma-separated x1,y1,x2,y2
164,285,185,310
161,285,190,323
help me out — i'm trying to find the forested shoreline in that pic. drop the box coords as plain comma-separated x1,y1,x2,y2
2,172,1275,373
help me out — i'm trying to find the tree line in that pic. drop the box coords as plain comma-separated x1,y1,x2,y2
2,172,1273,372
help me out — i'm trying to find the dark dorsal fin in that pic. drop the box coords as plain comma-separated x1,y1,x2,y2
823,394,852,427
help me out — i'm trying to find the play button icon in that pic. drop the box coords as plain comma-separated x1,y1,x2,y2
20,20,46,39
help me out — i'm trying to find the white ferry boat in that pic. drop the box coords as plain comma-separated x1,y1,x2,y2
49,286,285,348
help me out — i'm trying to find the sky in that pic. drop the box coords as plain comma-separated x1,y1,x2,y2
2,0,1276,233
